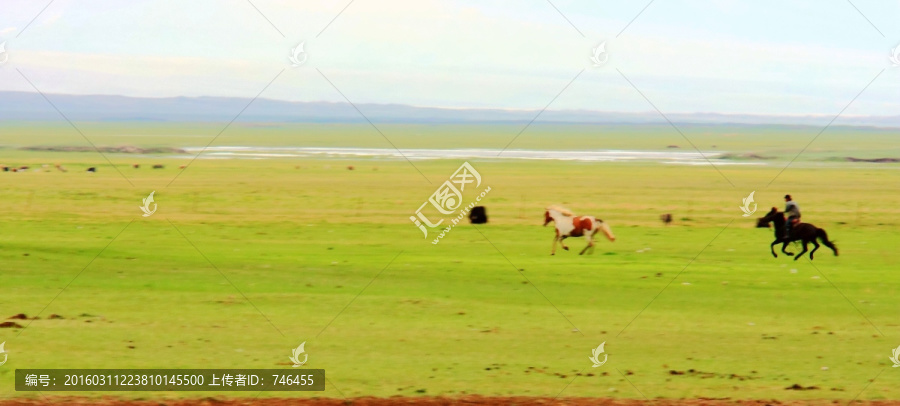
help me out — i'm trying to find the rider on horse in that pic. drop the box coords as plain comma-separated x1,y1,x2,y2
783,194,801,238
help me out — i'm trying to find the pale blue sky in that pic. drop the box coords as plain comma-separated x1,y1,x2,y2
1,0,899,116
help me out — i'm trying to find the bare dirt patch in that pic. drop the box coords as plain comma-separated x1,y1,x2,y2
20,146,187,154
1,398,898,406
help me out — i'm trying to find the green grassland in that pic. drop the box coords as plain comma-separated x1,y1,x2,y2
1,121,899,160
1,123,899,401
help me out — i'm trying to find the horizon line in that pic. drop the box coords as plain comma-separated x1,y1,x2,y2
3,90,899,120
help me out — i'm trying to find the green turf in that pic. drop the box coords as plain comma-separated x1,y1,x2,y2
0,124,899,401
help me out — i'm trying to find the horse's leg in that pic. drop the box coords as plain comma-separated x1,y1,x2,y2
551,236,558,255
809,239,820,260
770,240,779,258
579,234,594,255
794,241,808,261
560,236,570,251
782,240,794,256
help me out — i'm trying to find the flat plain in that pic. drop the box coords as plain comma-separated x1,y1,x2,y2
1,123,899,401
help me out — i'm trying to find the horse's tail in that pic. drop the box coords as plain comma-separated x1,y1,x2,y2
598,220,616,242
817,228,838,256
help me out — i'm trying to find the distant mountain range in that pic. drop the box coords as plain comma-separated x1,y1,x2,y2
2,91,900,127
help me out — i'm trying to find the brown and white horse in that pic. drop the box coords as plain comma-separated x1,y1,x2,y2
543,206,616,255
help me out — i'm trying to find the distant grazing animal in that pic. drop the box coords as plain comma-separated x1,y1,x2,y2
19,166,29,171
660,213,672,225
133,164,140,169
153,164,164,169
544,206,615,255
469,206,488,224
757,207,837,260
179,165,187,169
86,167,96,173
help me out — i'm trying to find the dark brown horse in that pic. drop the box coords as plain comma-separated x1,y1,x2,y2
756,207,838,260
